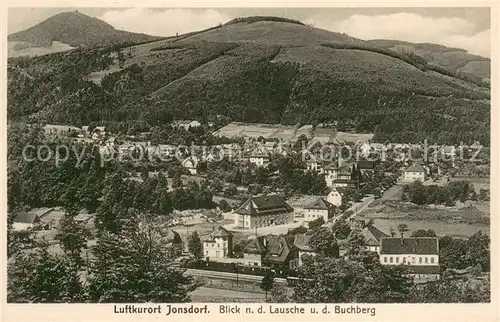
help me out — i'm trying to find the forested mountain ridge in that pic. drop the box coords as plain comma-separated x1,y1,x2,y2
368,39,490,82
7,15,490,145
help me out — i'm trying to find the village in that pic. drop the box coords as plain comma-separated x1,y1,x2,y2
12,119,490,301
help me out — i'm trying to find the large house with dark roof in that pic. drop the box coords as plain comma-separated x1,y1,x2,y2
303,197,337,223
379,237,440,280
234,195,294,229
202,226,233,259
242,235,298,270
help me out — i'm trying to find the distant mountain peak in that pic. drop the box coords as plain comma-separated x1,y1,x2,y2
8,11,160,48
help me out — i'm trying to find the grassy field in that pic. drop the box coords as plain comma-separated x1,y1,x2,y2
357,201,489,238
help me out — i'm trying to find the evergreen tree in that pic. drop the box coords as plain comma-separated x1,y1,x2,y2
261,270,276,299
88,214,199,302
8,241,85,303
55,210,91,267
188,231,204,260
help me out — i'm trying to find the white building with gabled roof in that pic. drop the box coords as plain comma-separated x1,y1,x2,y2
403,163,426,183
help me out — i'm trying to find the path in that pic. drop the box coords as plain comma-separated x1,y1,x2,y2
190,287,266,302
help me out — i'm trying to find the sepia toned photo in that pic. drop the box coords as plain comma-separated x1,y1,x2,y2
4,5,493,312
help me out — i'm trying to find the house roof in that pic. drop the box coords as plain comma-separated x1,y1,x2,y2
304,197,334,211
405,164,425,173
361,225,389,246
74,213,94,222
293,234,314,252
163,228,181,242
406,265,441,275
44,124,81,131
39,209,65,223
235,195,293,217
262,235,295,264
243,237,267,254
173,120,193,125
13,213,40,224
380,237,439,255
204,226,232,241
324,162,339,170
249,147,270,158
325,162,354,171
182,156,199,168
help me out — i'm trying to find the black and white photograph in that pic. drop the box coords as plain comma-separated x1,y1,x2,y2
4,4,494,313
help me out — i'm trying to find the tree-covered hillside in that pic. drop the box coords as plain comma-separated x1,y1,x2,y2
7,17,491,146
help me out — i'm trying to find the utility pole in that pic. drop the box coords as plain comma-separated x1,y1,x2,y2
234,263,239,286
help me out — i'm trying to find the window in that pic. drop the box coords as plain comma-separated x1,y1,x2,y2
431,257,435,264
403,257,406,263
384,256,387,263
217,244,220,248
412,257,416,264
396,257,399,263
419,257,423,264
425,257,428,263
389,257,393,263
205,251,208,255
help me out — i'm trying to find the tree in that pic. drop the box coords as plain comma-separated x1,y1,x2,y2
410,277,490,303
439,235,468,271
218,199,232,212
269,284,291,303
309,227,339,257
172,174,183,189
224,184,238,197
88,214,199,302
7,224,38,258
261,270,276,299
292,256,366,303
331,220,352,239
188,231,204,260
397,224,409,238
308,217,325,231
8,243,85,303
478,189,490,201
54,211,91,267
348,264,415,303
465,231,490,272
411,229,437,237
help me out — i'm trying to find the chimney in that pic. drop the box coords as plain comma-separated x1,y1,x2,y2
400,235,404,245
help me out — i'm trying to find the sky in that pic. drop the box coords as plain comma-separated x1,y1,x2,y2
8,7,491,57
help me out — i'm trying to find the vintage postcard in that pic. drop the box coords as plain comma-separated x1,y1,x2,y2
1,2,498,322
